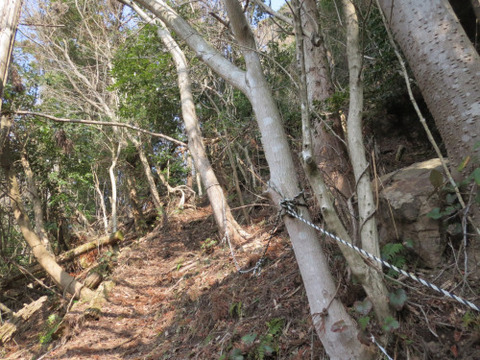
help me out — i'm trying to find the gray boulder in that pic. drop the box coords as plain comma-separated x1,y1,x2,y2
377,158,445,268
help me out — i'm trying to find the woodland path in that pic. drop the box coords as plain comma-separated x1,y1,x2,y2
8,206,321,359
5,205,479,359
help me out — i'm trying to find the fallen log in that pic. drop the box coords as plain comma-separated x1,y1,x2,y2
0,296,48,343
1,231,124,288
84,272,103,290
57,230,124,264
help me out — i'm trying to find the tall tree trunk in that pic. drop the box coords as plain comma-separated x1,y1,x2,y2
343,0,381,261
109,142,122,233
185,152,194,189
224,1,371,356
301,0,334,103
124,0,247,244
376,0,480,223
248,0,354,205
300,0,354,214
20,148,52,253
0,0,22,108
0,130,93,300
127,132,163,211
293,0,391,326
0,0,22,155
158,25,247,243
92,166,109,235
125,169,146,233
224,134,250,224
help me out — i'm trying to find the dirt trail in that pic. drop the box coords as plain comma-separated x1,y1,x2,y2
6,206,320,359
6,205,478,359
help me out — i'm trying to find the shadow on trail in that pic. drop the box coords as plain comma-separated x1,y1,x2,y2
42,207,323,359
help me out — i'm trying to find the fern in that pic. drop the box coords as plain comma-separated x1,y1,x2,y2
229,318,284,360
266,318,283,336
381,243,406,277
229,301,243,319
256,318,284,359
381,243,403,260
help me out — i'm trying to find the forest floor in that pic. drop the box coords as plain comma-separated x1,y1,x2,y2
2,199,480,359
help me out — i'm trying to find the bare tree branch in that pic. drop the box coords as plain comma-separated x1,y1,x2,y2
15,110,186,147
251,0,292,25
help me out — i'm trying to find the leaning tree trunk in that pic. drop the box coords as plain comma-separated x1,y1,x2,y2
376,0,480,224
124,0,247,244
158,26,247,244
223,1,371,356
0,135,93,300
132,0,374,357
0,3,90,298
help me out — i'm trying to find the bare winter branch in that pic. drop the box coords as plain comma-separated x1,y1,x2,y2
15,110,186,147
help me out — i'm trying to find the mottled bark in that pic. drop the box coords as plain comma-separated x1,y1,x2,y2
376,0,480,184
301,0,333,103
377,0,480,280
300,0,353,203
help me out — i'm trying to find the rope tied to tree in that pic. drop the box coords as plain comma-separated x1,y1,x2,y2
278,193,480,312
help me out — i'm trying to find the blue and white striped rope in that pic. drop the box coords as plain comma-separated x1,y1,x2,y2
371,335,393,360
280,199,480,312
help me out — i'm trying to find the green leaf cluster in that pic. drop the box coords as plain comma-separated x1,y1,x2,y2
381,243,406,277
223,318,284,360
110,24,180,136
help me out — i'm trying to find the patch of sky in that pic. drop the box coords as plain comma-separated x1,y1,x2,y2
269,0,286,11
250,0,287,28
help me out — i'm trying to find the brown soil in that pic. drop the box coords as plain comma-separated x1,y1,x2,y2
2,204,480,359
